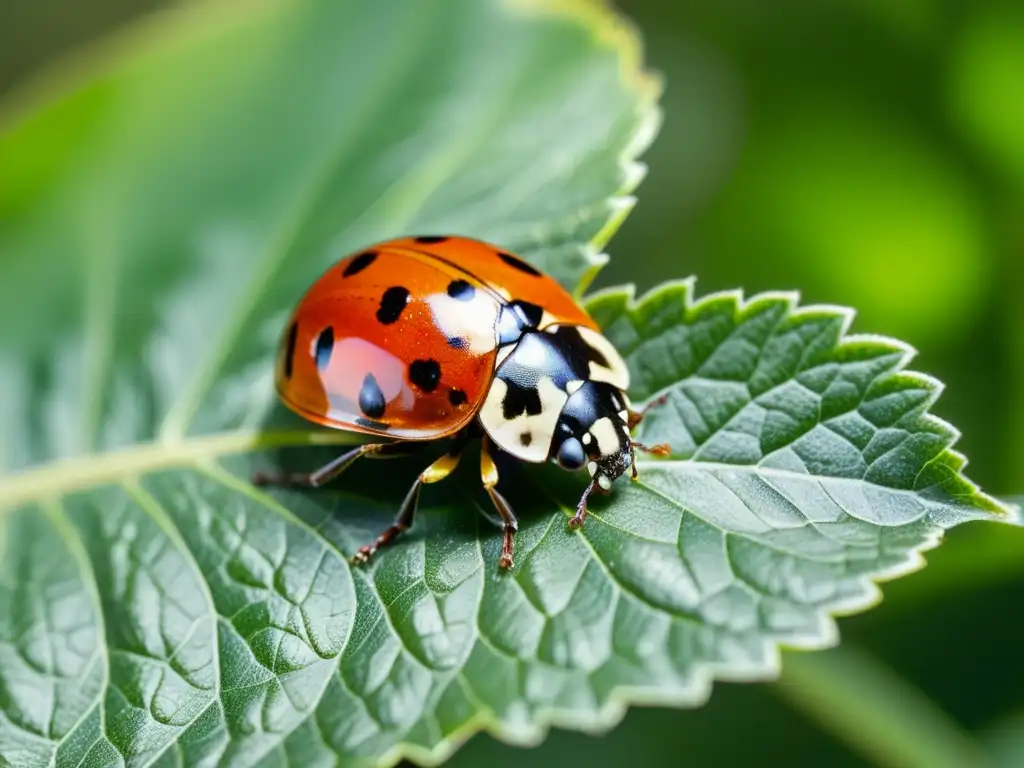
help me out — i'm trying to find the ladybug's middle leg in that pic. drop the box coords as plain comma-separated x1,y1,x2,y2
479,437,519,570
626,391,670,430
350,432,470,566
252,440,422,488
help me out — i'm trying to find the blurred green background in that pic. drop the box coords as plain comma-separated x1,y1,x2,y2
2,0,1022,765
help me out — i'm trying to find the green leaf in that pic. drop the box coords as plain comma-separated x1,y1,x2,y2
0,2,1017,768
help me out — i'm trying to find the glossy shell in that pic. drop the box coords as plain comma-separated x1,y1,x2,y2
382,235,597,332
274,235,600,440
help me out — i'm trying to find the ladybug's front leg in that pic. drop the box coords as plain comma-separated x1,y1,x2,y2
569,478,608,529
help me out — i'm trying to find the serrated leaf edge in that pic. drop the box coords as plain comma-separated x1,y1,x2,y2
585,275,1020,522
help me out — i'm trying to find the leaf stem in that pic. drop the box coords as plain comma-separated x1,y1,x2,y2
0,428,360,512
774,645,993,768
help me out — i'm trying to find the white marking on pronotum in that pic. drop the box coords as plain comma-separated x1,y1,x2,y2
576,325,631,390
590,417,621,457
479,375,567,462
582,433,592,446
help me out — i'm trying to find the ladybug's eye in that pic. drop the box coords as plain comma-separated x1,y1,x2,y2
557,437,586,470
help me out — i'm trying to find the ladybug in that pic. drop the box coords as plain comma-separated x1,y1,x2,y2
253,235,669,569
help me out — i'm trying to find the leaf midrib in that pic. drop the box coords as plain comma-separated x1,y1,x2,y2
0,430,360,511
0,426,981,517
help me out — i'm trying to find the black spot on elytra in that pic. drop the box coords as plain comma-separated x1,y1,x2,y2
498,251,541,277
502,380,543,420
358,373,386,418
376,286,410,325
447,336,468,350
447,279,475,301
519,432,533,447
415,235,449,244
409,359,442,392
284,321,298,378
314,327,334,370
343,251,377,277
497,300,545,345
449,388,467,407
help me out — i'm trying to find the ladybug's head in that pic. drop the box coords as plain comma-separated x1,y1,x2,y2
549,380,634,489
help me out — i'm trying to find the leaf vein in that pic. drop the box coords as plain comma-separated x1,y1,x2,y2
41,500,112,759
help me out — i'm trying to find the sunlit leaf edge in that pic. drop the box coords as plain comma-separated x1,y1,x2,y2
588,276,1020,521
501,0,665,297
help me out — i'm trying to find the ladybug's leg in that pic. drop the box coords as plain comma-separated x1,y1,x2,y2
626,391,670,430
569,477,613,529
628,441,672,480
252,441,420,488
626,392,672,479
479,437,519,570
350,433,469,566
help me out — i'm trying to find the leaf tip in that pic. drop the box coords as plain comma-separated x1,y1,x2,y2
504,0,663,299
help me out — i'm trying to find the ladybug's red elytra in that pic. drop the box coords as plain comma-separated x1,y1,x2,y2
254,235,670,569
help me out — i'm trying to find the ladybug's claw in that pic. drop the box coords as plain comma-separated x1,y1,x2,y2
634,441,671,457
350,548,373,566
481,438,520,571
349,433,469,567
570,480,599,528
350,523,409,566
